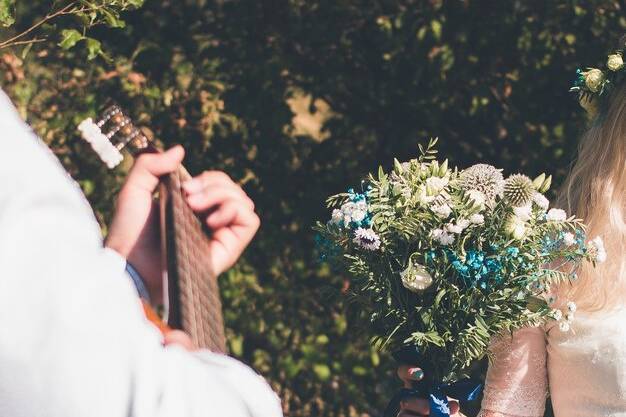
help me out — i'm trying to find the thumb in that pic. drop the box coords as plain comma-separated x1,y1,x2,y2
136,145,185,177
127,145,185,192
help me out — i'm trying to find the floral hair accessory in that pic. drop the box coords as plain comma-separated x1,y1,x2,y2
570,40,626,117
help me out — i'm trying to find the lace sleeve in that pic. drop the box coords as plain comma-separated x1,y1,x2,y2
477,327,548,417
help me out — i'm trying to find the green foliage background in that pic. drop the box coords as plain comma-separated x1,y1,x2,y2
1,1,624,416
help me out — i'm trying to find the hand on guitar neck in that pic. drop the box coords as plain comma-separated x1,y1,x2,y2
105,145,260,312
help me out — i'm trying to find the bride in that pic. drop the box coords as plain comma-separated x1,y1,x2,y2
397,38,626,417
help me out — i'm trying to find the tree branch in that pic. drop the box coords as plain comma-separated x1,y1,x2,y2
0,2,79,49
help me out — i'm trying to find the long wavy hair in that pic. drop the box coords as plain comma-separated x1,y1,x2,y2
556,46,626,310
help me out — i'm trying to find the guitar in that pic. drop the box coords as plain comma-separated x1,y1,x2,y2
78,104,226,353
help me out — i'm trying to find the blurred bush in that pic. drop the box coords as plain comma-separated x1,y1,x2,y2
1,1,624,416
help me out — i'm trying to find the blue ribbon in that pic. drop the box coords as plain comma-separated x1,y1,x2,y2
382,379,482,417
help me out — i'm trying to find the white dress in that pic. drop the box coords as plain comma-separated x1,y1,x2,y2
0,89,282,417
479,307,626,417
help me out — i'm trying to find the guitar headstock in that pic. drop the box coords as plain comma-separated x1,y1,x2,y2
78,104,152,169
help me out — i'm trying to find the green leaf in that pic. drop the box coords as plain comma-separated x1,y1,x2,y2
431,20,442,40
313,364,331,380
20,43,33,59
127,0,145,7
85,37,102,60
0,0,15,27
59,29,84,50
102,9,126,28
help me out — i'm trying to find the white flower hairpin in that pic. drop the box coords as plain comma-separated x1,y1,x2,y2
570,41,625,117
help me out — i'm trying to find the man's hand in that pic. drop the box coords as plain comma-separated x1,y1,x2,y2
106,146,260,301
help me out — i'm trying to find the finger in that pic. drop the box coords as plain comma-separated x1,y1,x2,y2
186,186,255,212
209,208,260,273
183,173,252,210
127,145,185,192
448,399,460,415
206,198,259,229
399,397,429,415
397,365,424,388
182,171,238,194
163,329,195,351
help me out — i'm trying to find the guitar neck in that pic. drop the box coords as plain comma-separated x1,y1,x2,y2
79,105,226,353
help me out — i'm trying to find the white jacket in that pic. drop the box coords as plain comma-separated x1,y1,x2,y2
0,89,282,417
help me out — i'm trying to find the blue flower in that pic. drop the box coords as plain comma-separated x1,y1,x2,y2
506,247,520,258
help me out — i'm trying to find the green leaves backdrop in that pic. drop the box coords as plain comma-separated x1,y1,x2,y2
1,1,624,416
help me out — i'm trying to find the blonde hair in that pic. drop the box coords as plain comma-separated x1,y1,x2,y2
556,76,626,311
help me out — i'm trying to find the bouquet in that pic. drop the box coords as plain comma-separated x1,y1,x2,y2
315,139,605,417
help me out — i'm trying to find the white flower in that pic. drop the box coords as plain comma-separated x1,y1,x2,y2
331,209,343,225
505,216,527,240
469,213,484,224
446,219,469,234
400,261,433,292
456,218,470,229
607,53,624,71
513,204,533,222
558,320,571,332
438,231,455,246
583,68,605,92
417,185,436,205
333,200,369,227
546,208,567,222
350,207,367,222
425,176,449,195
567,301,577,313
552,309,563,321
431,203,452,218
353,228,381,251
566,312,575,322
532,192,550,211
587,236,607,263
466,189,486,210
562,232,576,247
430,228,444,240
431,228,454,245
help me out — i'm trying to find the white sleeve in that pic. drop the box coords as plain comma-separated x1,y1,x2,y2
0,90,282,417
477,327,548,417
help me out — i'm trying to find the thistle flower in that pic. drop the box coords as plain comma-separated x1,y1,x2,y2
607,53,624,71
400,260,433,292
504,174,534,207
353,228,381,251
582,68,605,92
459,164,505,206
546,208,567,222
